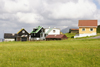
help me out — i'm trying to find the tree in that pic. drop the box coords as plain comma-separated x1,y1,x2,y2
97,25,100,33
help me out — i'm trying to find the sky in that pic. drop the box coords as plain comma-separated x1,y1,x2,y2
0,0,100,38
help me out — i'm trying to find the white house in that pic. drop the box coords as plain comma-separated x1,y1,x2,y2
45,27,60,35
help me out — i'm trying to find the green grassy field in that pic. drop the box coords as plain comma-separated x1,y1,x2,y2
0,39,100,67
65,33,76,38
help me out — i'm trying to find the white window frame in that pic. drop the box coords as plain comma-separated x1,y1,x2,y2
90,28,93,31
82,28,85,31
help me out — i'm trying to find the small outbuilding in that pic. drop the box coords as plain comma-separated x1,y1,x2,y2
46,34,68,40
4,33,17,42
69,29,79,33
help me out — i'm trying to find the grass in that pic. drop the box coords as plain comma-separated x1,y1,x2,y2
64,33,100,39
0,39,100,67
65,33,76,38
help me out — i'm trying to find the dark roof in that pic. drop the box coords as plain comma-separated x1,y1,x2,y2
4,33,17,38
46,34,67,39
17,28,29,34
78,20,97,27
31,26,42,33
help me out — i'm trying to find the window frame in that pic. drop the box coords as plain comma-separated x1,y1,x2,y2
53,30,56,33
90,28,93,31
82,28,85,31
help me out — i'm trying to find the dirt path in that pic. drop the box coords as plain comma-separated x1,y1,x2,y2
91,36,100,39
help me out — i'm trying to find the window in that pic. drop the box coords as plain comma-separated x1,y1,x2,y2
22,31,25,33
90,28,93,31
53,30,55,33
82,28,85,31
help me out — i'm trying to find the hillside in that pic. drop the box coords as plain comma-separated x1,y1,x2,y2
0,39,100,67
61,27,78,33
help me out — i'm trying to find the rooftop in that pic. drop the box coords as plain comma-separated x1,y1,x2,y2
46,34,67,39
78,20,97,27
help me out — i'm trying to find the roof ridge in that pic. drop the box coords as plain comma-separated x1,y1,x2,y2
17,28,24,34
17,28,29,34
45,28,53,34
31,26,42,34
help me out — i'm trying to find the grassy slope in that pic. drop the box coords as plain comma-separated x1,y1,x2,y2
0,39,100,67
65,33,76,38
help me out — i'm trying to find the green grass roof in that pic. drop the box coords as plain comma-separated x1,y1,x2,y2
31,26,42,34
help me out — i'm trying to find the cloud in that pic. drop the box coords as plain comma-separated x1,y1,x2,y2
47,0,97,19
16,12,43,23
3,0,30,13
0,0,100,38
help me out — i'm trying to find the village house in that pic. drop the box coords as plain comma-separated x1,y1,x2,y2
74,20,98,38
16,28,30,41
45,27,60,35
69,29,79,33
4,28,30,42
30,26,45,40
4,33,17,42
45,27,67,40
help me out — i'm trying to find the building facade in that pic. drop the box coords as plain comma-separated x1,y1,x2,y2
4,33,17,42
16,29,29,41
74,20,98,38
45,28,60,35
30,26,45,40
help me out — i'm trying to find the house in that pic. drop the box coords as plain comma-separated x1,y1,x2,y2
46,34,68,40
30,26,45,40
69,29,79,33
74,20,98,38
4,33,17,42
45,27,60,36
45,27,63,40
16,28,29,41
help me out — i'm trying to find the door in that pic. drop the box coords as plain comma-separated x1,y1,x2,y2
21,37,27,41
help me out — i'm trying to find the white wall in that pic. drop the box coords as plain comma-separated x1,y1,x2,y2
4,38,15,42
74,33,97,38
45,28,60,35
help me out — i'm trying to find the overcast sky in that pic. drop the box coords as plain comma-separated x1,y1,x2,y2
0,0,100,38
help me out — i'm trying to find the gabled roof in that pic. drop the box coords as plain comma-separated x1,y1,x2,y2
17,28,29,34
45,28,53,34
78,20,97,27
31,26,42,34
46,34,67,39
45,28,60,34
4,33,17,38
